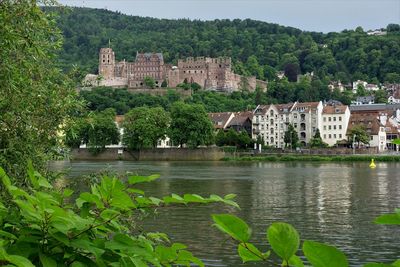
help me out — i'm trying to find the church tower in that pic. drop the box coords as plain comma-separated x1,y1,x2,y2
99,47,115,79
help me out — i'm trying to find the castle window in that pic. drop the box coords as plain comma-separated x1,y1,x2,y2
219,64,222,68
216,76,218,79
103,60,105,63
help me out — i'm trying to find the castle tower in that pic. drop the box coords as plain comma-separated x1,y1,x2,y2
99,48,115,79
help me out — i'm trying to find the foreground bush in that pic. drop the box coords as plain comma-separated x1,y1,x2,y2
213,212,400,266
0,165,238,266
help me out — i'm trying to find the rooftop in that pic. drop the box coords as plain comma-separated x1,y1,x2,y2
323,105,348,114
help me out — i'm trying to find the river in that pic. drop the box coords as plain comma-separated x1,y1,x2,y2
49,161,400,266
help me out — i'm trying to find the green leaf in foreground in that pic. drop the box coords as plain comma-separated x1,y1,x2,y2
303,240,348,267
128,174,160,184
212,214,251,242
289,255,305,267
237,243,265,263
267,222,300,261
374,212,400,225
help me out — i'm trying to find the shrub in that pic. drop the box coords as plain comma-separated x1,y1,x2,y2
0,165,238,266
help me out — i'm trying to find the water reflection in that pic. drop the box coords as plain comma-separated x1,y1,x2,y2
49,161,400,266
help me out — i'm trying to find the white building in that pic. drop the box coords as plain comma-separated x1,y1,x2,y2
388,96,400,104
365,83,380,91
352,80,368,93
289,102,323,146
328,81,345,93
252,101,323,148
252,105,282,147
321,105,351,146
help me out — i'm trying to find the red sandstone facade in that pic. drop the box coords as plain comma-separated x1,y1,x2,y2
98,48,267,92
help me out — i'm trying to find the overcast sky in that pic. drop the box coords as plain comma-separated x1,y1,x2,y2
59,0,399,33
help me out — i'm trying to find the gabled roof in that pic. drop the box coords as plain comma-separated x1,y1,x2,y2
275,103,295,114
208,112,234,129
323,105,348,115
292,101,321,112
228,111,253,127
347,113,383,135
253,105,274,115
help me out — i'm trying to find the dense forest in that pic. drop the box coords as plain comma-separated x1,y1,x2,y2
48,7,400,84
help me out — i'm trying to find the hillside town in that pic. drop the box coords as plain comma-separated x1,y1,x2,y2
79,47,400,153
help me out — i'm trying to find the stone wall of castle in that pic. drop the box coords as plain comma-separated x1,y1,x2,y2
97,48,267,92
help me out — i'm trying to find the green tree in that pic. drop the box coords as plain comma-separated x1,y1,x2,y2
385,73,400,83
123,107,170,150
374,89,388,103
356,84,368,97
215,130,227,147
64,117,90,148
0,0,80,177
348,125,370,148
191,82,202,92
309,129,328,148
169,102,214,148
144,76,156,89
284,63,300,82
284,124,299,149
86,109,120,154
254,86,267,105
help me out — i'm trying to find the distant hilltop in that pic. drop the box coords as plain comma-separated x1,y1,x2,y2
83,47,267,92
48,7,400,85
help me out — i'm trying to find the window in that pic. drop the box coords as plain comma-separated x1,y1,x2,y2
339,117,342,121
333,117,336,121
334,125,336,130
328,117,331,122
328,125,331,130
323,134,326,138
323,117,326,122
294,123,298,128
323,126,326,130
329,134,331,139
339,125,342,130
339,134,342,138
334,134,336,138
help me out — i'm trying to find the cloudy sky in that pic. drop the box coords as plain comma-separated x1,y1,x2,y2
59,0,399,33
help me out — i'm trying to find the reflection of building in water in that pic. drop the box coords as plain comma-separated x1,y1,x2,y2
249,164,353,231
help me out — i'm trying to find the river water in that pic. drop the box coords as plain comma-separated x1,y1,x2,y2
49,161,400,266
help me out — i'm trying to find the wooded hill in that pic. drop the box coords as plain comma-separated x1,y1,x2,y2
48,7,400,84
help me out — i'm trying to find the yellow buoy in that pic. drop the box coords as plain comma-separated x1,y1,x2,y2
369,159,376,169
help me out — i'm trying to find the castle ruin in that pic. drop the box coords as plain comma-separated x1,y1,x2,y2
86,47,267,92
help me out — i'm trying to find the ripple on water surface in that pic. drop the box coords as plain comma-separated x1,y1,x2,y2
49,161,400,266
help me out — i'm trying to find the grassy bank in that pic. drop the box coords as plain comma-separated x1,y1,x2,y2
222,154,400,162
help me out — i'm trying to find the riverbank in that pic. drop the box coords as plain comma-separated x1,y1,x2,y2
223,154,400,162
71,148,400,162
